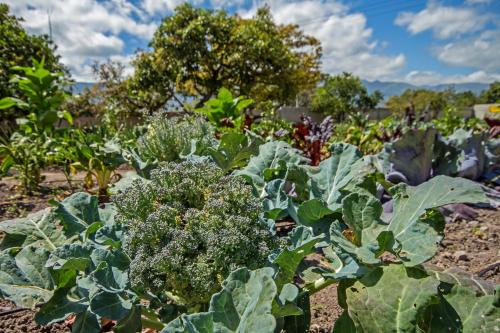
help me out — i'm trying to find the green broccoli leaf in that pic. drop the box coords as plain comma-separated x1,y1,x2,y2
272,226,324,290
236,141,309,198
308,144,365,212
207,132,262,173
336,264,440,333
433,285,499,333
90,291,133,321
0,246,54,307
327,176,487,269
388,176,487,266
0,208,68,251
34,288,88,325
162,267,277,333
263,179,289,220
52,192,116,235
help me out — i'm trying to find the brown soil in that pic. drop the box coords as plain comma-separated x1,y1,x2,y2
0,167,131,221
309,284,342,333
430,208,500,283
0,299,71,333
0,170,87,220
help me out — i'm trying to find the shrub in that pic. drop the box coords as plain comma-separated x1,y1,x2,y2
136,114,216,162
115,159,280,306
0,133,48,192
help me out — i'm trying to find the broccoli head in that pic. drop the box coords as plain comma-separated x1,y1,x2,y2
114,159,280,305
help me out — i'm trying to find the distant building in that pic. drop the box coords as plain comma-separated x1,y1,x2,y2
473,104,500,119
276,106,393,122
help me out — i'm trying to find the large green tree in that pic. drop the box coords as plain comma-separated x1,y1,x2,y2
131,4,322,109
480,81,500,103
0,4,65,100
311,72,383,122
447,89,478,108
386,88,447,120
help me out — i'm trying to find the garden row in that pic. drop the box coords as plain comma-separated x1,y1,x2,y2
1,113,499,332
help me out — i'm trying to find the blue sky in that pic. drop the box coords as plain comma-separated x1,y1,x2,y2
5,0,500,84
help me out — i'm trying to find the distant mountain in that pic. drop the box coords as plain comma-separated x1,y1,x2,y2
72,82,95,94
71,80,491,99
362,80,490,99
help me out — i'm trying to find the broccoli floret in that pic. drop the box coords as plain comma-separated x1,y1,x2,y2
114,159,280,306
136,115,216,163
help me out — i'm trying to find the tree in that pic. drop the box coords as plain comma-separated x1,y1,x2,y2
448,90,478,108
386,89,447,120
131,4,322,109
64,60,146,129
311,72,383,122
0,4,65,100
480,81,500,103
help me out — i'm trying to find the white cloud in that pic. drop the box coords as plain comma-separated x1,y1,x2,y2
6,0,497,85
142,0,186,15
5,0,157,81
241,0,405,81
395,3,490,39
436,30,500,72
403,70,500,86
109,54,135,77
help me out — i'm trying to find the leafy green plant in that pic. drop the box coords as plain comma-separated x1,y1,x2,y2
0,58,71,134
0,192,156,333
197,88,253,131
329,118,401,155
236,140,310,199
63,127,127,197
0,4,66,108
164,158,493,333
0,132,49,192
0,58,73,192
432,106,486,136
206,132,263,173
44,129,85,190
134,114,215,166
115,159,280,308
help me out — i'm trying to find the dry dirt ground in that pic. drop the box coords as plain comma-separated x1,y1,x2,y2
0,299,71,333
0,170,87,220
0,170,498,332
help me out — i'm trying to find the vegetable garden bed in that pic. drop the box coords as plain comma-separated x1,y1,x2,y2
0,198,498,332
1,164,498,332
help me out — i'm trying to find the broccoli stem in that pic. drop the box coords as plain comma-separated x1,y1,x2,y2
304,277,336,295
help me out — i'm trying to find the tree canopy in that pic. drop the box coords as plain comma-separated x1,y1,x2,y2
386,88,448,119
0,4,65,100
131,4,322,109
480,81,500,104
311,72,383,122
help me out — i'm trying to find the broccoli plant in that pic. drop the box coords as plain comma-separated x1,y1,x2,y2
0,143,497,333
124,114,216,178
136,114,216,163
114,159,280,307
163,173,495,333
